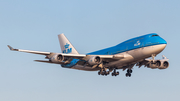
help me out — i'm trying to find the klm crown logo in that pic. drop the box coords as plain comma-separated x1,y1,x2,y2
63,43,72,54
134,40,141,46
64,43,69,48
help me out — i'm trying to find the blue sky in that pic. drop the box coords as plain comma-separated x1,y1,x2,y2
0,0,180,101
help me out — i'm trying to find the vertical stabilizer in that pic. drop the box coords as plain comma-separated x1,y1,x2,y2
58,33,79,54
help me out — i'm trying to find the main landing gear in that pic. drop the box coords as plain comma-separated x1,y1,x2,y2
125,69,132,77
98,67,120,76
98,67,133,77
111,68,119,76
98,68,109,76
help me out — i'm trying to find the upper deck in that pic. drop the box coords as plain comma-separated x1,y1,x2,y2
87,33,167,55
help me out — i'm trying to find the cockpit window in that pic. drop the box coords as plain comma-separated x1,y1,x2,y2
152,35,159,37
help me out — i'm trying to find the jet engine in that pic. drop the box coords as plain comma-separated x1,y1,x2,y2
50,54,64,63
147,60,161,69
88,56,102,65
158,60,169,69
147,60,169,69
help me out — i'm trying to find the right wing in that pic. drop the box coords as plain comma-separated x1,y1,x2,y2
8,45,51,55
8,45,126,65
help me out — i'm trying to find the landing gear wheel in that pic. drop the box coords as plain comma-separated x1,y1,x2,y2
116,72,119,75
101,72,104,76
126,73,131,77
107,71,110,75
127,69,132,73
126,73,129,77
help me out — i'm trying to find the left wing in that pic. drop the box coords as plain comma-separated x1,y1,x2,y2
136,55,169,69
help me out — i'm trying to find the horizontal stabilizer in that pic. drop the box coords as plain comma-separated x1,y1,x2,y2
34,60,65,64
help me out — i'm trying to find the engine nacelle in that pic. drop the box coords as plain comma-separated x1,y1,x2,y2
147,60,169,69
50,54,64,63
147,60,161,69
88,56,102,65
158,61,169,69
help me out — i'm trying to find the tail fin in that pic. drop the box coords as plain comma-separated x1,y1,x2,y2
58,33,79,54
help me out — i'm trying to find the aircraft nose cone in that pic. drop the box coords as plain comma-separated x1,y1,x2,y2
162,39,167,44
158,43,167,53
162,44,167,49
160,38,167,44
155,37,167,54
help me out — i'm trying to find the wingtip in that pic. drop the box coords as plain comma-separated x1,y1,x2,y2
162,55,169,60
7,45,13,50
162,55,167,59
7,45,18,51
58,33,64,36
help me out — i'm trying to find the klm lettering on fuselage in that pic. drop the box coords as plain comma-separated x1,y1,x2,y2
63,43,72,54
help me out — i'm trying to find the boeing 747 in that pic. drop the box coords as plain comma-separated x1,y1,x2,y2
8,33,169,77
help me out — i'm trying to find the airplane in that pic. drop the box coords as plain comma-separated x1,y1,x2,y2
7,33,169,77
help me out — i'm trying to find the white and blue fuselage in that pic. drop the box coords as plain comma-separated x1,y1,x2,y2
8,33,169,77
62,33,167,71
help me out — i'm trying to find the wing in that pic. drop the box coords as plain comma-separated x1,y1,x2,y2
136,55,169,69
8,45,51,55
8,45,125,64
8,45,86,58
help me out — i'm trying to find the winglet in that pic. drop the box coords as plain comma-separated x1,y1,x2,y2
7,45,18,51
162,55,167,59
162,55,169,61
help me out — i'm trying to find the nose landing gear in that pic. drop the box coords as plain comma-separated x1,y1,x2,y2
126,69,132,77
